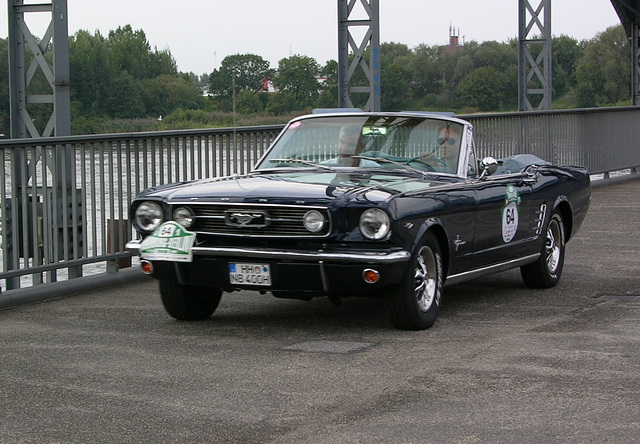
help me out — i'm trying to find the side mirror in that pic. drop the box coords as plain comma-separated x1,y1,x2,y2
479,157,499,178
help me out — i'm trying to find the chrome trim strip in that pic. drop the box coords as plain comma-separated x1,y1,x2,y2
169,201,328,210
445,254,540,286
126,240,410,264
191,247,411,264
190,230,332,239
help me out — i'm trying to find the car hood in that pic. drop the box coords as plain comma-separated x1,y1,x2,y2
139,170,452,204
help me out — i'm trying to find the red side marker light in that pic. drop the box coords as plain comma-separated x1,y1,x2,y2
140,260,154,274
363,268,380,284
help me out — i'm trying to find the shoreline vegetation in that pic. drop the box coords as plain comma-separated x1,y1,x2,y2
0,24,633,135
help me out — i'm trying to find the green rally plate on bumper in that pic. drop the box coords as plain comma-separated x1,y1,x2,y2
139,221,196,262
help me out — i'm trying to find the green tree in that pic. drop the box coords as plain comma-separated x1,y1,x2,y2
69,25,186,126
272,55,320,108
209,53,272,97
474,40,518,74
142,75,203,118
103,71,145,118
380,42,412,63
381,62,413,111
576,83,597,108
501,64,519,110
70,30,113,116
106,25,175,79
236,89,263,114
265,92,299,115
377,42,413,110
316,59,339,108
458,66,506,111
552,35,583,98
576,25,630,105
410,43,442,100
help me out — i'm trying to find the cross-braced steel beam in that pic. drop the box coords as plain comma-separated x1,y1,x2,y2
518,0,552,111
8,0,71,139
338,0,381,111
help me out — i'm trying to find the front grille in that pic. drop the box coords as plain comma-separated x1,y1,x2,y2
176,203,331,237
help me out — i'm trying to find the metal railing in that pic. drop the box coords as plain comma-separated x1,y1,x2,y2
467,106,640,174
0,125,282,291
1,107,639,292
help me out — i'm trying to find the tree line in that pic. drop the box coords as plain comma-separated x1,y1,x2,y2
0,24,632,136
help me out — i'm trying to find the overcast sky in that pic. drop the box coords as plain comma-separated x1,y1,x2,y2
1,1,622,75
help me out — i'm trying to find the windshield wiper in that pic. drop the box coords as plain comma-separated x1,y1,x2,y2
266,158,336,172
353,155,431,178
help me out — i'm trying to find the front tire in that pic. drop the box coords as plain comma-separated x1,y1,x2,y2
159,281,222,321
386,232,443,330
521,211,565,288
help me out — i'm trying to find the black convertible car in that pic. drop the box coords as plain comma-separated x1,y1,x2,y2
126,111,591,330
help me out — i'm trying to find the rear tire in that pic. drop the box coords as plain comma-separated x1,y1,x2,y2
386,232,443,330
159,281,222,321
521,211,565,288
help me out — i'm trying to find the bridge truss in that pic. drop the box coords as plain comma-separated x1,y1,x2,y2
518,0,552,111
337,0,381,111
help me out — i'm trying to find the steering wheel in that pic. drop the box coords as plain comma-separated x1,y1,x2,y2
408,153,453,173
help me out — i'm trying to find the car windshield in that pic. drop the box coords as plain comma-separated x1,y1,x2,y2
256,115,464,175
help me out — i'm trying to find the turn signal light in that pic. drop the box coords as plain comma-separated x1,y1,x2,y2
363,268,380,284
140,260,154,274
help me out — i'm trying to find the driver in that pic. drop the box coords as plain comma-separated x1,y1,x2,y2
419,124,462,172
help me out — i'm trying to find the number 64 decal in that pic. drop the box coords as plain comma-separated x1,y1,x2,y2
502,185,521,243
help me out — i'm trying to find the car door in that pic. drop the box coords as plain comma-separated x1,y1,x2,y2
470,170,543,267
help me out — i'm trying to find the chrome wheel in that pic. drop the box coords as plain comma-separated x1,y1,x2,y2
545,218,562,274
521,211,565,289
415,246,437,312
386,232,443,330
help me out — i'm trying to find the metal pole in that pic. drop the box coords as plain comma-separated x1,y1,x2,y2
337,0,381,111
52,0,71,137
633,22,640,106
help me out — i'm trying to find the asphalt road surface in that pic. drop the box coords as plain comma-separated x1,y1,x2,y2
1,178,639,443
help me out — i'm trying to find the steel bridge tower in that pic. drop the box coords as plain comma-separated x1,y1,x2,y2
6,0,79,290
8,0,71,138
337,0,381,111
518,0,552,111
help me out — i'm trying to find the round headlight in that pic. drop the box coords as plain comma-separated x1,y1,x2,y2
134,201,163,232
303,210,325,233
173,206,195,228
359,208,390,240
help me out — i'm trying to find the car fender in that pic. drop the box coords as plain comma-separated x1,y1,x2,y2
398,218,451,281
552,194,574,240
411,217,450,268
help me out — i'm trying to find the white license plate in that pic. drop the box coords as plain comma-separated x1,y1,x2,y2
229,262,271,286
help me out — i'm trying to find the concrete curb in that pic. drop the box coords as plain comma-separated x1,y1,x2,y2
591,172,640,189
0,267,152,311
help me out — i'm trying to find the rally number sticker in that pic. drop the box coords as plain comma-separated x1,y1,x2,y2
502,185,521,243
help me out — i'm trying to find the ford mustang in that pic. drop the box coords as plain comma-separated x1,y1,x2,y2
126,111,591,330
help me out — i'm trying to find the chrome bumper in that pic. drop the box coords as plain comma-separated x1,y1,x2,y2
125,239,410,264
